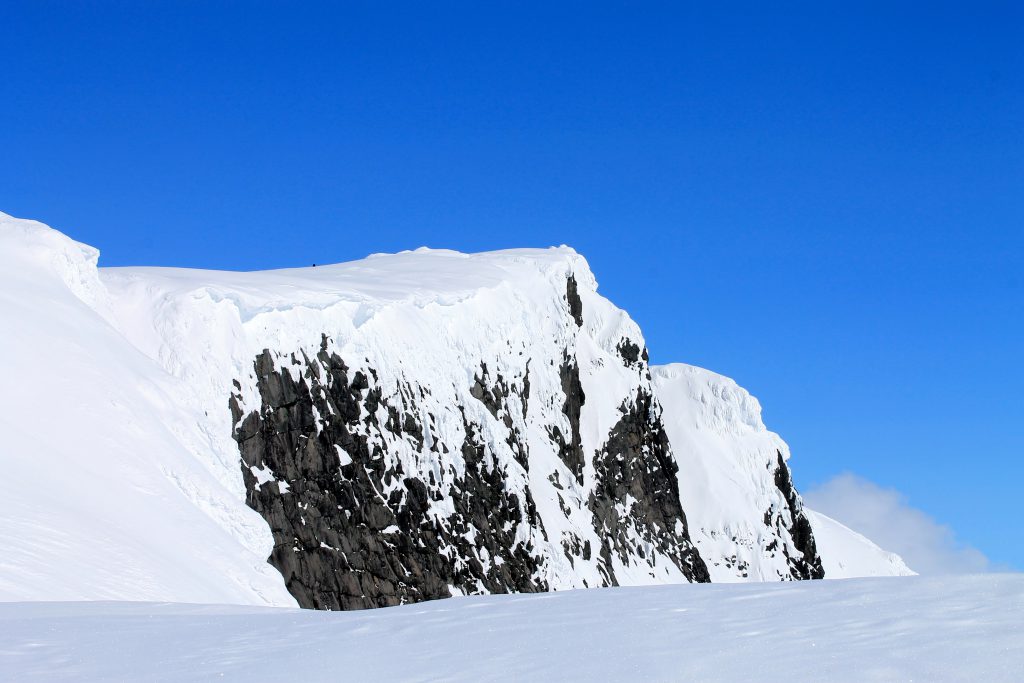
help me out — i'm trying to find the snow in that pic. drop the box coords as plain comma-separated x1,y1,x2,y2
2,574,1021,682
0,213,293,606
333,444,352,466
807,509,915,578
653,363,791,581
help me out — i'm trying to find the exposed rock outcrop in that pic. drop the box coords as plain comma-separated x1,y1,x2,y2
769,451,825,580
232,341,548,609
589,389,710,585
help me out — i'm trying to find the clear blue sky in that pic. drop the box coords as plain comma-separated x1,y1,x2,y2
2,3,1021,569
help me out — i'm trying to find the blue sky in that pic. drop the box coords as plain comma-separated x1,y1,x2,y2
2,3,1021,570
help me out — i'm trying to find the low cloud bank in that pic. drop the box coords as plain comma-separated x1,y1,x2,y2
804,473,996,575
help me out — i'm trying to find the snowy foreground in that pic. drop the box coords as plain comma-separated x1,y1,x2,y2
3,575,1021,682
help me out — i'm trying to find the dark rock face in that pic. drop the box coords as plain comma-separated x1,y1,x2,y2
550,353,586,484
589,389,711,585
565,275,584,327
769,451,825,580
231,339,547,610
616,338,642,366
469,363,530,471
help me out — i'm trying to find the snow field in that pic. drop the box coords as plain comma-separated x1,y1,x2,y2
2,574,1021,682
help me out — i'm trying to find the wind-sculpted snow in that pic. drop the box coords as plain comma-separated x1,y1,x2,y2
3,575,1021,682
0,210,908,608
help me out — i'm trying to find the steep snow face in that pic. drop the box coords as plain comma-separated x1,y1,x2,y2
0,213,295,606
652,363,910,580
807,510,915,578
102,245,709,608
652,364,822,581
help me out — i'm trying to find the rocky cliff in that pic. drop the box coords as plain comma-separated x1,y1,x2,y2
224,265,713,608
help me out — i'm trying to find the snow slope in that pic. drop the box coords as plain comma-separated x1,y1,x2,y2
0,213,293,605
808,509,915,578
2,574,1020,682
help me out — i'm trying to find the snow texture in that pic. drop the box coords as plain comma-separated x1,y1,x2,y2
2,574,1021,682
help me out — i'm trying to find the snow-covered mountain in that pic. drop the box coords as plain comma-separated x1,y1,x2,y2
0,211,910,609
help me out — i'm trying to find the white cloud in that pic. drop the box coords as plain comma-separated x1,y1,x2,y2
804,473,994,575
